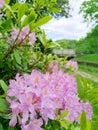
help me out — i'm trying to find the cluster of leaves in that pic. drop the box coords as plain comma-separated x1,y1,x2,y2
0,0,63,80
9,0,70,18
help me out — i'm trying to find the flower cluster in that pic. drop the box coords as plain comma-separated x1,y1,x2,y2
7,65,92,130
0,0,4,9
65,60,78,71
11,26,36,45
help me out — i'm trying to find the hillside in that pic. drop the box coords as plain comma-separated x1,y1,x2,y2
55,39,77,49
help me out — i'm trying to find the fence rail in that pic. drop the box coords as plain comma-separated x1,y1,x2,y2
76,60,98,67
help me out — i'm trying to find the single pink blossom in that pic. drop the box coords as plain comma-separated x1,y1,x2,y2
10,26,36,46
0,0,4,8
18,26,30,42
29,32,36,45
21,119,43,130
65,60,78,71
10,28,19,44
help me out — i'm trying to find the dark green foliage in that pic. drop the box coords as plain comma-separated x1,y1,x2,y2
76,25,98,55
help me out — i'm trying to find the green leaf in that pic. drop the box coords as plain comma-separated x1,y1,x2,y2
51,0,56,2
1,19,12,31
4,4,16,19
59,120,68,129
22,10,37,26
0,80,8,93
0,123,4,130
0,113,11,119
30,16,52,30
86,120,91,130
0,98,9,113
74,127,80,130
60,110,69,119
42,30,47,46
80,111,87,130
11,3,20,10
18,4,28,20
4,0,10,4
14,51,21,64
38,30,47,46
49,7,62,13
55,108,59,118
47,42,60,48
8,126,15,130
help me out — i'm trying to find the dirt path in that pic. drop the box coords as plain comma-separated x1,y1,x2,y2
76,71,98,83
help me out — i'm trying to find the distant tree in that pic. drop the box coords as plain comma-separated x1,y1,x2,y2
81,0,98,26
76,25,98,55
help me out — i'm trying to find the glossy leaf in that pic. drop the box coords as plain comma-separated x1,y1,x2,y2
0,80,8,93
38,30,47,46
49,7,62,13
80,111,87,130
22,10,37,26
18,4,28,20
0,98,9,113
47,42,60,48
0,113,11,119
59,120,68,129
31,16,52,30
4,4,16,19
0,123,4,130
4,0,10,4
86,120,91,130
11,3,21,10
14,51,21,65
60,110,69,119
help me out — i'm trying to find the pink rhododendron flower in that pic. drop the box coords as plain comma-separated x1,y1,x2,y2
10,28,19,43
10,26,36,45
0,0,4,8
65,60,78,71
21,119,43,130
29,32,36,45
7,64,92,130
18,26,30,42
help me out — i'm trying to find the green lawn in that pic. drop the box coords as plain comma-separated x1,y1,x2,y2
78,64,98,78
75,54,98,63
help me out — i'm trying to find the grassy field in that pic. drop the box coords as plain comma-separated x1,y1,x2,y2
75,54,98,63
78,64,98,78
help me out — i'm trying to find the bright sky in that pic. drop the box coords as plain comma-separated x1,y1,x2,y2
42,0,92,41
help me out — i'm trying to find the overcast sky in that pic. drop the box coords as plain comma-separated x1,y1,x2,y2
42,0,92,41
